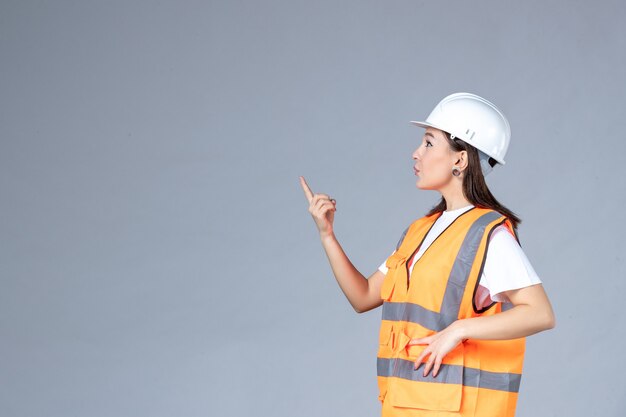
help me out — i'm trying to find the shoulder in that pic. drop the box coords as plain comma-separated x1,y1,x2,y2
487,224,522,252
481,224,542,297
468,207,509,225
395,226,410,251
477,208,518,241
490,223,514,239
483,222,530,274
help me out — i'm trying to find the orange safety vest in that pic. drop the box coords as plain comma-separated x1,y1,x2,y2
377,207,526,417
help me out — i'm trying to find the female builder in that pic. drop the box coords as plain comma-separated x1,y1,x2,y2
299,92,556,417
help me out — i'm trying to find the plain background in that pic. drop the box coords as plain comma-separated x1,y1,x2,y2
2,1,625,416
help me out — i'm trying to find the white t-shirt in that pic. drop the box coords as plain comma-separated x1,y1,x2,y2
378,204,542,310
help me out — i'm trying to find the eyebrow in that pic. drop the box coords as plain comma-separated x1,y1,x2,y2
424,132,436,139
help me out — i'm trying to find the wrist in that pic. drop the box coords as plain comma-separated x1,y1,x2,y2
320,230,336,242
452,318,470,341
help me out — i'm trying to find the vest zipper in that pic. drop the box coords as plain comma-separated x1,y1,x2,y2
406,246,420,290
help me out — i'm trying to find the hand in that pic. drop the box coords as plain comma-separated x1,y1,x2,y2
408,322,465,378
299,176,337,237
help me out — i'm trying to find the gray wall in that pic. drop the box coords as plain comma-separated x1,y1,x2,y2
1,1,624,416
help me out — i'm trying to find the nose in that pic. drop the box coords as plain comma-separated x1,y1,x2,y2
412,145,421,161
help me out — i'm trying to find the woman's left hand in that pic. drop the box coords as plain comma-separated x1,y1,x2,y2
408,321,466,378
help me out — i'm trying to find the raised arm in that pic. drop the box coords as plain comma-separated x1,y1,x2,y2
300,176,384,313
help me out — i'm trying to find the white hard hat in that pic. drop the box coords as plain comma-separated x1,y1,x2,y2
409,92,511,175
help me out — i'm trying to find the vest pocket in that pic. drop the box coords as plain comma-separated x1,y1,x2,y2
388,342,465,412
381,253,406,300
385,252,406,269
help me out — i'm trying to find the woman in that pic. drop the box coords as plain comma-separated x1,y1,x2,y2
299,92,555,417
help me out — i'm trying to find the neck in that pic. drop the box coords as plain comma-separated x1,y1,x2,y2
439,181,472,211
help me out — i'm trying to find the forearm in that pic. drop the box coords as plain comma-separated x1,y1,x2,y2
319,232,369,312
455,304,555,341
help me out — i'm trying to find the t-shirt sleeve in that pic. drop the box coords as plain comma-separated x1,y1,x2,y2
481,225,543,303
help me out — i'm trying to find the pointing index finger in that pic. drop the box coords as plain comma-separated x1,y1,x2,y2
299,176,314,203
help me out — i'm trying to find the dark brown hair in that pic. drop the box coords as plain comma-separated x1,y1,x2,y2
425,131,522,231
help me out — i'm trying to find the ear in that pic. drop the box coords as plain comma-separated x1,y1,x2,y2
455,150,469,171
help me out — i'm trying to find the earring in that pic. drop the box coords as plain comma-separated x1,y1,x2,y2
452,167,461,177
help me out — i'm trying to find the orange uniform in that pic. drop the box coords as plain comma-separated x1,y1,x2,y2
377,207,525,416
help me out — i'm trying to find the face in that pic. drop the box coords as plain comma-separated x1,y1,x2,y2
412,127,464,190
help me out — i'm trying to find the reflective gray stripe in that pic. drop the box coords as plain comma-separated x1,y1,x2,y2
377,357,521,393
382,211,504,331
441,211,503,323
378,357,462,385
464,367,522,392
382,301,455,332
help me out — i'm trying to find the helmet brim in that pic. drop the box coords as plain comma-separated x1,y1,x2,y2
409,120,457,138
409,120,438,130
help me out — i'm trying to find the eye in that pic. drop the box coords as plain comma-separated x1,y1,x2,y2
425,140,433,147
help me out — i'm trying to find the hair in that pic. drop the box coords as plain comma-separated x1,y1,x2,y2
424,131,522,232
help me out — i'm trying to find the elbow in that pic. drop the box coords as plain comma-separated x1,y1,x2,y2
543,311,556,330
353,302,375,314
353,304,366,314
